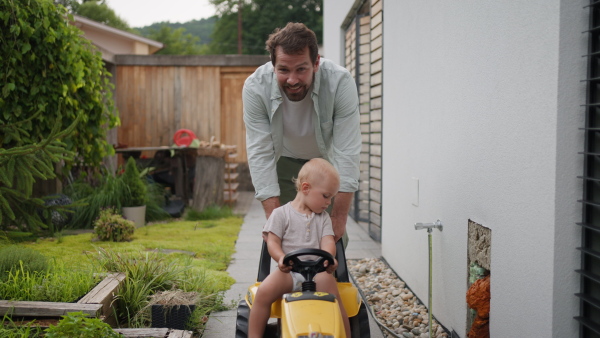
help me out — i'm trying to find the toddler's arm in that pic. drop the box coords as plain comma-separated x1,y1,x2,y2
267,232,292,273
320,235,338,274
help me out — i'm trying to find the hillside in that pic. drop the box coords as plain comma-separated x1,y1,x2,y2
135,16,217,45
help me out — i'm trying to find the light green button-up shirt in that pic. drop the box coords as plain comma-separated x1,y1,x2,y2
243,58,361,201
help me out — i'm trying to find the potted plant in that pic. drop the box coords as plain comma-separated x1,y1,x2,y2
120,157,147,227
149,290,199,330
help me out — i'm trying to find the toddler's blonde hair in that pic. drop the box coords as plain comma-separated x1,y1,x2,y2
293,158,340,191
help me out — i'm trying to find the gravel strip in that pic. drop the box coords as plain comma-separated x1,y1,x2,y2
348,258,450,338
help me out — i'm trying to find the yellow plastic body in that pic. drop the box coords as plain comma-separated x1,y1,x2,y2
245,282,361,337
281,292,345,338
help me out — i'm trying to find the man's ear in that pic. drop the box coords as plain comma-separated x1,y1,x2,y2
314,54,320,72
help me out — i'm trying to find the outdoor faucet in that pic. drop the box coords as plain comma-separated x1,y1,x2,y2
414,220,443,233
414,219,443,338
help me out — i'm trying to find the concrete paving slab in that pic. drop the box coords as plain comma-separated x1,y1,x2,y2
222,282,249,305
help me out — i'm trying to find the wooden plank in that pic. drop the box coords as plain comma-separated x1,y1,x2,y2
77,272,125,327
224,182,239,191
220,69,253,163
224,173,239,182
0,300,102,317
220,66,261,74
167,329,194,338
115,328,169,337
223,191,239,203
78,272,125,304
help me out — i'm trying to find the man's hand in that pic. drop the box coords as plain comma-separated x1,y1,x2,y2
261,197,281,241
329,192,353,242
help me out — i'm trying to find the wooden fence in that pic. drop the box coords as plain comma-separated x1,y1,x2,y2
113,55,270,163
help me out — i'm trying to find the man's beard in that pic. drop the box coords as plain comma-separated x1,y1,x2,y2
283,74,313,101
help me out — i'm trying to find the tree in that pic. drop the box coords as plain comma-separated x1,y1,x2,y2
75,0,131,32
55,0,132,32
147,24,204,55
207,0,323,55
0,0,118,231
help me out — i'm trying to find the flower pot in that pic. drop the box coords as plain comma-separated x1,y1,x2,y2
121,205,146,228
151,304,196,330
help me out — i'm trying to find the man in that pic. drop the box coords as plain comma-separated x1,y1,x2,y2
243,22,361,245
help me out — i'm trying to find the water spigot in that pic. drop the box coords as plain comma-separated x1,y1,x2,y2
414,220,443,233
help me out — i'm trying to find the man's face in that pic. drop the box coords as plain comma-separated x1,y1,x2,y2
274,46,320,101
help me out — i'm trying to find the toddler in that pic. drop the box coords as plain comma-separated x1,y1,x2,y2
247,158,351,337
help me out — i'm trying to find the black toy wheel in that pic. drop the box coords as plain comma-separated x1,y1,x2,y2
350,302,370,338
235,299,250,338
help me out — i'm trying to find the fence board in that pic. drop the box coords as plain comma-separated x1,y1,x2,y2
116,63,259,163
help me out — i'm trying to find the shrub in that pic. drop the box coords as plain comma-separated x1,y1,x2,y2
0,245,48,281
0,0,118,232
93,208,134,242
45,312,123,338
121,157,147,207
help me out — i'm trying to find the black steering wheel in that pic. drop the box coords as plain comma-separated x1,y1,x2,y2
283,248,335,282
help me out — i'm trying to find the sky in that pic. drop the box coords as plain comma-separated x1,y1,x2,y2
106,0,217,28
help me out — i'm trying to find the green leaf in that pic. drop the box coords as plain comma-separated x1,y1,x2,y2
2,83,15,98
0,193,15,221
21,42,31,54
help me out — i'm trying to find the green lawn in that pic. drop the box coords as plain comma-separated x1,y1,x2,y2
3,217,243,297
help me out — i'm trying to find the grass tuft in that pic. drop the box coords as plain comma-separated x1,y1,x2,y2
184,205,233,221
0,245,48,281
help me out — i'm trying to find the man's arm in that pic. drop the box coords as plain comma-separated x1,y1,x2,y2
329,191,353,242
261,197,281,241
262,196,281,220
242,75,281,202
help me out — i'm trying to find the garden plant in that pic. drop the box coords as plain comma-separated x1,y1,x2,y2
0,0,118,233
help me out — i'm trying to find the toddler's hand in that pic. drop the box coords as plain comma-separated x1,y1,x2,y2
325,258,338,274
278,257,292,273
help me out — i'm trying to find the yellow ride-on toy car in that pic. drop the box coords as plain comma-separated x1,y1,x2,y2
235,241,370,338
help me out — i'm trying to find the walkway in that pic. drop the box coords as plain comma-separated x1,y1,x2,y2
203,191,385,337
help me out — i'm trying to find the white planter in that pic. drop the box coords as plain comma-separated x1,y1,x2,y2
122,205,146,228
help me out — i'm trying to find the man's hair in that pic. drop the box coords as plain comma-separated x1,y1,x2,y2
294,158,339,192
265,22,319,66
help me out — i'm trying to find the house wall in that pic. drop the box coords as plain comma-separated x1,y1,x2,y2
324,0,585,337
323,0,355,64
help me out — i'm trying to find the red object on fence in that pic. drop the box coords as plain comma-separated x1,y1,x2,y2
173,129,197,147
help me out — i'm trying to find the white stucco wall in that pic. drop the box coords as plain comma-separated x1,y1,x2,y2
378,1,584,337
323,0,354,65
323,0,585,336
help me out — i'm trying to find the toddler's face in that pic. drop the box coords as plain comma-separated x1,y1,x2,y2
304,178,339,213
